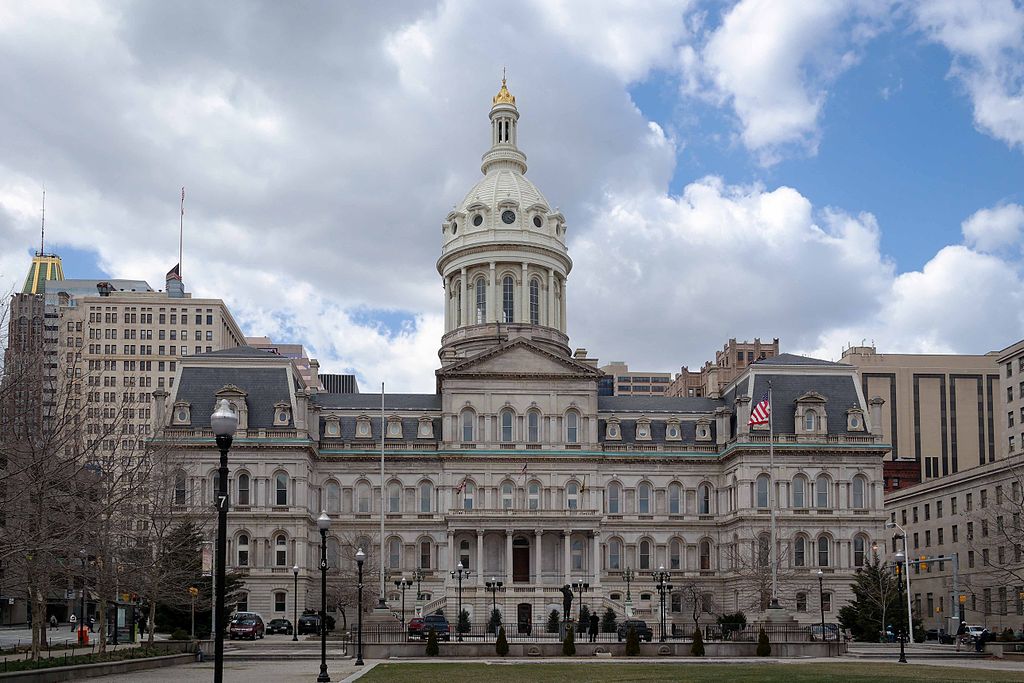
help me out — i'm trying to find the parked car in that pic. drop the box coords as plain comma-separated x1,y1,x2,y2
230,611,263,625
809,624,840,641
407,617,425,639
266,618,293,635
228,616,265,640
298,614,322,635
421,614,451,640
617,619,653,642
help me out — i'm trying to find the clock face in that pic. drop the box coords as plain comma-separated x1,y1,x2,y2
473,214,483,227
501,210,516,224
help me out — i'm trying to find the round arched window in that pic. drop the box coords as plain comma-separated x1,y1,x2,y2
451,222,458,234
473,214,483,227
533,215,543,228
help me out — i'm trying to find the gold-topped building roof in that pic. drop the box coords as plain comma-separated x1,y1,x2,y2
22,253,64,294
492,77,515,106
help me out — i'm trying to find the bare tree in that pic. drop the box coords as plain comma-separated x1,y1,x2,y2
675,580,715,630
324,530,382,631
722,528,812,615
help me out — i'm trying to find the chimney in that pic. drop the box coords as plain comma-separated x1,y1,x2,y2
96,281,112,297
869,396,885,437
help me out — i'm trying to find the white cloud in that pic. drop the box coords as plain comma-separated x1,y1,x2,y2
962,203,1024,252
914,0,1024,148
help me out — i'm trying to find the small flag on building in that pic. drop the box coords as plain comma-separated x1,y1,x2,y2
749,391,771,427
454,478,467,494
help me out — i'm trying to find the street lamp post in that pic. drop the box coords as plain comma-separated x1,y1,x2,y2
450,562,470,642
78,549,87,642
817,569,826,653
886,521,913,652
623,567,634,601
652,566,672,642
570,581,589,626
316,512,331,683
394,576,412,627
292,565,299,642
895,550,908,664
485,578,505,637
411,568,425,607
355,549,366,666
209,399,237,683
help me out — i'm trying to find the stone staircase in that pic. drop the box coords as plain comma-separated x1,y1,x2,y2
843,642,986,659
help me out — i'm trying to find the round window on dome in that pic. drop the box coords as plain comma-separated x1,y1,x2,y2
533,215,543,228
501,210,516,224
473,214,483,227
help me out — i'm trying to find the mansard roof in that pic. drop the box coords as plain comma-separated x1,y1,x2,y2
753,353,848,367
750,373,863,433
195,345,280,359
175,366,292,428
597,395,721,414
315,393,442,411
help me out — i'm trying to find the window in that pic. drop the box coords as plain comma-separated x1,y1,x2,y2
463,482,475,510
527,410,540,442
174,471,186,505
822,592,832,612
608,482,621,514
966,492,973,511
815,475,829,508
981,489,988,508
756,474,770,508
566,482,579,510
275,473,288,506
502,482,514,509
936,500,943,518
419,482,432,512
237,534,250,566
461,410,475,442
325,481,340,513
804,409,816,432
638,483,652,514
237,594,248,613
698,484,712,515
566,411,579,444
951,496,958,514
500,409,514,442
275,534,287,566
639,540,651,569
852,477,866,509
792,476,806,508
609,539,622,570
529,278,540,324
357,483,371,513
388,482,401,513
854,536,866,567
817,537,830,567
475,278,486,324
670,540,682,570
235,473,250,507
460,540,471,568
528,481,540,510
275,592,286,612
699,540,711,570
794,536,806,567
389,538,400,569
757,534,770,567
502,275,514,323
420,541,431,569
327,537,341,569
571,538,584,570
669,483,681,515
796,592,807,612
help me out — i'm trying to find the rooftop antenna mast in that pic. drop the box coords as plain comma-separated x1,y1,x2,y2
179,187,185,280
39,187,45,255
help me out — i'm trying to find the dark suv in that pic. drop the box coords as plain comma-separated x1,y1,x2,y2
617,619,653,642
421,614,451,640
228,615,265,640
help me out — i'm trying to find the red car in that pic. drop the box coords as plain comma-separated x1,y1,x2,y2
407,617,425,639
229,615,265,640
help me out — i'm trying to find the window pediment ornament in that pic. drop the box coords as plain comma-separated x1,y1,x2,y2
355,414,373,439
272,401,292,426
665,418,682,441
795,390,827,404
695,418,712,442
386,414,403,439
636,417,652,441
605,416,621,441
846,406,866,432
172,401,191,426
417,416,434,439
324,416,341,437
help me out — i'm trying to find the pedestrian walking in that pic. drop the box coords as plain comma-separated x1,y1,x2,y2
69,614,77,632
49,615,57,630
955,620,966,652
588,614,599,643
88,615,95,633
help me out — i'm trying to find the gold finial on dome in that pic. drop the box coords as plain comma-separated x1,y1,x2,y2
492,71,516,106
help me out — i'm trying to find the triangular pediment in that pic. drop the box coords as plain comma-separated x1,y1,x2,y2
438,338,603,378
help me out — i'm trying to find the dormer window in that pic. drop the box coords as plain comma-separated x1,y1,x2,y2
355,415,373,439
324,417,341,437
273,401,291,426
417,417,434,439
846,407,866,432
696,419,712,442
386,416,403,439
605,417,621,441
636,418,651,441
795,391,828,435
665,419,681,441
172,401,191,426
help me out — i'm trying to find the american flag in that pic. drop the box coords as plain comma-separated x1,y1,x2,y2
454,478,467,494
749,391,771,427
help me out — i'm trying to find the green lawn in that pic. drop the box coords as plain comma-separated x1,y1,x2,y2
359,662,1022,683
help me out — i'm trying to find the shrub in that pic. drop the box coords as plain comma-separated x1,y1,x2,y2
625,625,640,656
690,629,705,657
546,609,561,634
576,605,591,635
495,626,509,656
562,624,576,656
756,627,771,656
717,611,747,640
601,607,617,633
425,628,439,656
169,628,190,641
457,609,471,635
487,607,502,634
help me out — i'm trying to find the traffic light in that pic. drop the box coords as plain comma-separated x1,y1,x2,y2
919,555,927,571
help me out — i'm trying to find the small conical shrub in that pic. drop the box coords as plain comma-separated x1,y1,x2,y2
756,626,771,656
562,623,576,656
690,629,705,656
426,627,439,656
457,608,471,636
495,626,509,656
601,607,617,633
625,625,640,656
546,609,561,633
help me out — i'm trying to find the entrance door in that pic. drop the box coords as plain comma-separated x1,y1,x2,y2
517,603,532,634
512,538,530,582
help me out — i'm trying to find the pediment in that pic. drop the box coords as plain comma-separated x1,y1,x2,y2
439,339,603,378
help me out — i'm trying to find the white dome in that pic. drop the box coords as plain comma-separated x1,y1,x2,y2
457,168,549,218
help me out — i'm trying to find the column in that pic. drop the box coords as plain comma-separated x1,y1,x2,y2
460,267,468,327
488,262,496,323
591,531,601,587
546,269,554,327
534,529,543,585
559,276,567,331
505,529,513,584
443,277,449,331
476,530,484,586
448,530,456,576
562,532,571,583
520,262,528,323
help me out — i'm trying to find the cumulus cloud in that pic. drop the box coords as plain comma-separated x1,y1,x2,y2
962,203,1024,252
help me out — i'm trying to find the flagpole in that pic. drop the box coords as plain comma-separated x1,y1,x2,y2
768,380,779,609
179,187,184,279
379,381,386,609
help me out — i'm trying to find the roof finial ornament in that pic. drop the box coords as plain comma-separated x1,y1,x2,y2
493,69,515,106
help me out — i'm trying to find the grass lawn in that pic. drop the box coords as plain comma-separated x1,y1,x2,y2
359,662,1023,683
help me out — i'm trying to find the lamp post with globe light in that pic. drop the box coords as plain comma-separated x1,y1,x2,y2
450,562,470,641
895,550,908,664
210,399,237,683
355,549,366,666
817,568,826,652
316,512,331,682
292,565,299,641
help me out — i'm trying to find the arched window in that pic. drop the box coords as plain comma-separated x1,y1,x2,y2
237,534,250,566
275,534,287,566
853,536,867,567
638,482,652,514
817,536,830,567
608,482,621,514
757,534,770,568
463,482,475,510
670,539,682,570
275,473,288,506
388,482,401,513
325,480,340,513
459,539,471,568
852,476,866,509
794,536,806,567
454,285,462,326
419,481,432,512
699,540,711,570
419,540,431,569
792,475,806,508
566,482,579,510
501,482,514,509
698,483,712,515
571,538,584,570
173,471,186,505
388,538,401,569
639,540,651,569
668,483,681,515
815,475,830,508
500,409,514,442
237,473,250,506
804,409,817,432
529,278,540,324
461,409,475,442
475,278,486,324
528,481,540,510
327,537,341,569
527,410,540,443
356,482,371,513
566,411,579,444
608,539,622,570
502,275,514,323
756,474,770,508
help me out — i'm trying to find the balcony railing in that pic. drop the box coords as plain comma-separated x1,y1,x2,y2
745,433,877,445
447,507,599,518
